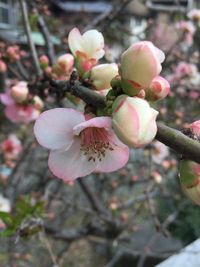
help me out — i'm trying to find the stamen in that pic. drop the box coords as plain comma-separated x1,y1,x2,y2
80,127,114,162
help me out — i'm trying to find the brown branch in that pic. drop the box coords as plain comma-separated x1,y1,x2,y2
19,0,42,77
156,123,200,163
50,79,200,163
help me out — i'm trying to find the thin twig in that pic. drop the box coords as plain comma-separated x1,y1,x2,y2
19,0,42,77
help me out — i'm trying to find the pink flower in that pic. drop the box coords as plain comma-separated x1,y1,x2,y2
34,108,129,181
1,134,22,158
52,54,74,80
112,95,158,148
0,87,41,124
68,28,104,74
6,45,21,61
176,21,195,45
39,55,49,65
190,120,200,138
120,41,165,96
39,55,49,69
57,54,74,73
174,62,197,79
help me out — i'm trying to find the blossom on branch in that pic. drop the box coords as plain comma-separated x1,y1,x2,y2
120,41,165,96
90,63,118,91
0,82,43,123
68,27,104,75
0,134,22,159
34,108,129,181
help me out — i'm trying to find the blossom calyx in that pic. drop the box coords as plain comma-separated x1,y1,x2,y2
112,95,158,148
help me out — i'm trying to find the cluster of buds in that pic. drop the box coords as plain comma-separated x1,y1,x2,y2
40,54,74,81
33,27,172,181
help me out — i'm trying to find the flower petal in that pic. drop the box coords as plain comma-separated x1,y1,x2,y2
82,30,104,60
68,28,83,56
0,92,14,105
34,108,85,150
73,116,112,136
48,139,97,181
5,104,39,124
96,132,129,172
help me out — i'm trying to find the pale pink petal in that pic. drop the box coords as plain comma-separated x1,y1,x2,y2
34,108,85,150
68,28,84,56
48,139,97,181
0,92,14,105
5,104,39,123
73,116,112,136
82,30,105,59
95,132,129,172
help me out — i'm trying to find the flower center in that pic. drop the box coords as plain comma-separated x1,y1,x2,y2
80,127,113,162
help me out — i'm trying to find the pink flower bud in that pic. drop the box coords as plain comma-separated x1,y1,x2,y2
112,95,158,148
6,46,20,61
190,120,200,138
0,60,7,72
179,160,200,205
57,53,74,73
91,63,118,90
120,41,165,96
10,81,28,103
39,55,49,68
146,76,170,101
33,96,44,110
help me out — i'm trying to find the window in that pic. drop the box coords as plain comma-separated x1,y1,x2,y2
0,0,15,28
146,0,193,12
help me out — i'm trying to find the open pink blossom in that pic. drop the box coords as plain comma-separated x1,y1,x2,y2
0,88,41,124
174,61,197,79
68,27,104,73
0,134,22,158
34,108,129,181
